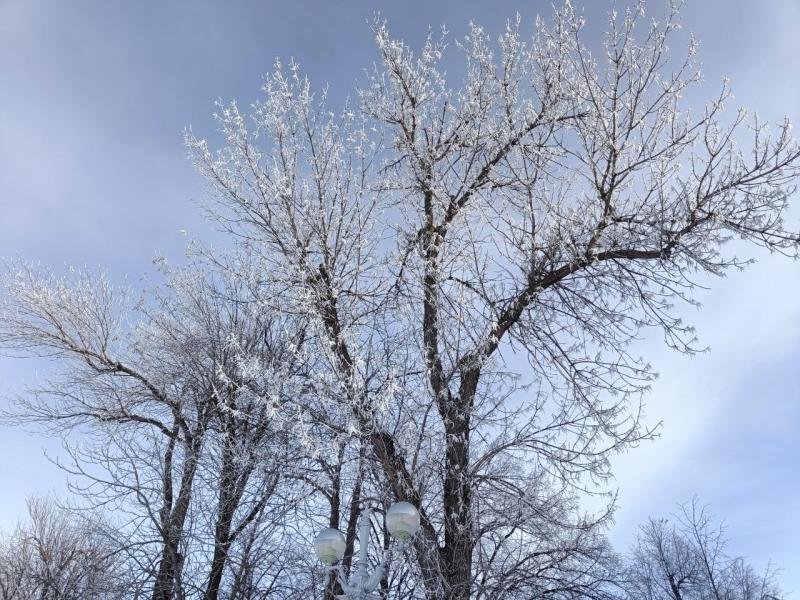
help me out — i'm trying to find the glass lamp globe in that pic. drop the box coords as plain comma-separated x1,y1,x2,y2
386,501,421,541
314,528,346,566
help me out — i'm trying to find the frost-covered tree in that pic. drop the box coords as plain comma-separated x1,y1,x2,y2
0,260,310,600
185,1,800,598
624,499,784,600
0,495,125,600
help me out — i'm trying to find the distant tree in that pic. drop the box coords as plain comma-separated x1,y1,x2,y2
185,0,800,598
0,495,124,600
624,499,784,600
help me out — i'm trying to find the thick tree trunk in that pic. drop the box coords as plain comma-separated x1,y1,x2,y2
668,574,684,600
440,369,478,600
316,216,477,597
152,542,183,600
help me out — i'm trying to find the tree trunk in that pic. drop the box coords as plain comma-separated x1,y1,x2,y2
151,542,183,600
202,520,233,600
440,369,478,600
203,437,237,600
151,434,201,600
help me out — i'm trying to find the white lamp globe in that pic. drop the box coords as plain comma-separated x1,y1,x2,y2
314,528,346,565
386,501,421,541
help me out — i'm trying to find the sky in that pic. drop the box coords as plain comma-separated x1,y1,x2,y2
0,0,798,592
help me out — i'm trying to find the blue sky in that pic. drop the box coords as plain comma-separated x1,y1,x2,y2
1,0,798,591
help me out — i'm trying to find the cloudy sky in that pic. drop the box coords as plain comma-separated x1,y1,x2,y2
1,0,798,592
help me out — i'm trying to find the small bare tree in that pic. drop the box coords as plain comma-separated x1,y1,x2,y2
625,499,784,600
0,495,124,600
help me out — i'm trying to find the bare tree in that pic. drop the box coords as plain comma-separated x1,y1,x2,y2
185,1,800,598
0,262,211,600
0,260,309,600
0,495,125,600
624,499,784,600
143,262,303,600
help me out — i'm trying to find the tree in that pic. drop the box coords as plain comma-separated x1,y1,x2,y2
0,260,308,600
624,499,784,600
0,495,124,600
185,1,800,598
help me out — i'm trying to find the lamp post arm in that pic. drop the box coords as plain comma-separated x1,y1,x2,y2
363,562,385,593
331,565,355,597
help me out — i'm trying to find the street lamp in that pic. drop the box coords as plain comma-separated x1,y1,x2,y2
313,501,421,599
314,528,347,566
385,501,420,541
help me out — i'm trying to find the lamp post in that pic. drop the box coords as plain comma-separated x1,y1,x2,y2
313,501,421,599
